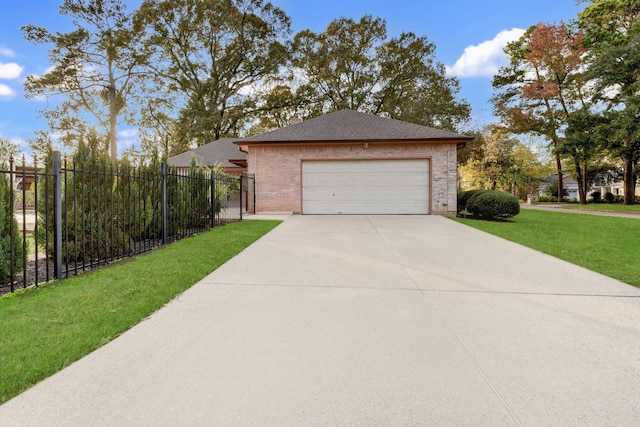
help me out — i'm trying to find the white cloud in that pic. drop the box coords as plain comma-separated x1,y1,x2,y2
0,83,15,98
0,62,23,80
118,128,140,154
446,28,526,78
118,129,139,139
0,47,15,57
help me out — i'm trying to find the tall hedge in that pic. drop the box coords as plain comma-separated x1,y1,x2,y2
0,169,24,283
37,141,131,264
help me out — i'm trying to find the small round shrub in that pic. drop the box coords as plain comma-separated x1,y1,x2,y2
604,192,615,203
466,190,520,220
457,189,487,214
591,191,601,203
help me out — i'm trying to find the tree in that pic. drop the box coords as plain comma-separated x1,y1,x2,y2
544,177,566,199
458,126,517,191
560,109,607,202
504,142,553,199
0,137,18,164
0,162,24,285
492,22,589,202
458,126,551,197
579,1,640,203
134,0,291,148
246,84,323,135
290,15,469,130
22,0,147,160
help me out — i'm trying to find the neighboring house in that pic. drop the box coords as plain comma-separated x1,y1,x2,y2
11,165,38,211
167,137,247,176
236,109,472,215
11,165,38,192
597,180,640,198
538,174,598,201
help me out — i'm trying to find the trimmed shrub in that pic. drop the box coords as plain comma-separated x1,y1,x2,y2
604,192,615,203
457,189,487,214
590,191,601,203
466,190,520,220
537,195,557,202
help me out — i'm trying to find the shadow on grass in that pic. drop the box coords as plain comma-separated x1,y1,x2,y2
456,213,518,223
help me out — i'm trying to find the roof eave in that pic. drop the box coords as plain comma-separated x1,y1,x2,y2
239,137,472,146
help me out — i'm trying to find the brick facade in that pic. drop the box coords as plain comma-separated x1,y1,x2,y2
246,141,458,215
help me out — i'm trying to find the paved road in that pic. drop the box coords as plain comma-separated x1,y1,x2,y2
1,215,639,426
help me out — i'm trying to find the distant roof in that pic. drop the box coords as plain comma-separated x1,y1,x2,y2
239,109,471,144
167,137,246,168
542,174,578,185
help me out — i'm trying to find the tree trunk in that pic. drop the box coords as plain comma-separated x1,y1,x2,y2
623,154,635,205
110,103,118,160
555,155,564,202
108,61,118,161
583,164,589,202
574,158,586,204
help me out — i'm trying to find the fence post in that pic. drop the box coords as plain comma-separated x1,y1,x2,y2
162,162,167,245
239,173,243,221
210,172,216,228
53,151,63,281
8,156,15,291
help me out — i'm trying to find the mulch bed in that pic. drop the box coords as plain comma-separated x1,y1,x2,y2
0,258,55,296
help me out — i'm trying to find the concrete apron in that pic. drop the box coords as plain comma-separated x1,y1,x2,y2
1,215,639,426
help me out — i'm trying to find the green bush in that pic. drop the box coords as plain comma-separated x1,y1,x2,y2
537,195,557,202
466,190,520,220
591,191,601,203
457,189,487,214
604,192,615,203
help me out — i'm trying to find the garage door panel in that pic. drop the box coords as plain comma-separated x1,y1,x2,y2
304,171,429,186
305,200,426,215
302,160,429,215
304,188,427,201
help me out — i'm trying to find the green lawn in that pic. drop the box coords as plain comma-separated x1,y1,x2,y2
0,220,280,405
454,209,640,287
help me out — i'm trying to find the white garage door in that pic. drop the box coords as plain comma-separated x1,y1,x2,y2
302,159,429,214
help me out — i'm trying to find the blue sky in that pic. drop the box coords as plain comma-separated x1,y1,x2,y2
0,0,585,156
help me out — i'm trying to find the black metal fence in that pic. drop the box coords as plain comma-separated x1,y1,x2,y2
0,151,255,295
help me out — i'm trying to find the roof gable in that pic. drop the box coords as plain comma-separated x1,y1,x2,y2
168,137,246,168
240,110,471,144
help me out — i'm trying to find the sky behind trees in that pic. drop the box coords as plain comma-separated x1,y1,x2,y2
0,0,584,155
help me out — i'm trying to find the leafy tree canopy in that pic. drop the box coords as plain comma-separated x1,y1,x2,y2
134,0,291,152
288,15,469,131
22,0,147,160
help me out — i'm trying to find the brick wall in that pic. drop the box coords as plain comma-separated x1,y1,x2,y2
247,142,458,215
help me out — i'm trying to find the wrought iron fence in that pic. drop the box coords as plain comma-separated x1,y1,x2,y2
0,151,255,295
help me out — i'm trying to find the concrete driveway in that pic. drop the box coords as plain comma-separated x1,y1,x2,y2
1,215,639,426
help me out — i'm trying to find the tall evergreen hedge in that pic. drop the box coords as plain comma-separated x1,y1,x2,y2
0,169,24,283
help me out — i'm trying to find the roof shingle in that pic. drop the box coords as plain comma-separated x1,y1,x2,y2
167,137,246,168
240,110,471,143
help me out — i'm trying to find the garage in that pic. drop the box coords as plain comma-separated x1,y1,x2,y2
236,109,471,216
302,159,429,214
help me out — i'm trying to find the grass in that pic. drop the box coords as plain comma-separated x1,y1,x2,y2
454,209,640,288
0,220,280,405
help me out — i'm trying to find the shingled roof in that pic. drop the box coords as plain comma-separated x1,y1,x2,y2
167,137,246,168
239,110,471,144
